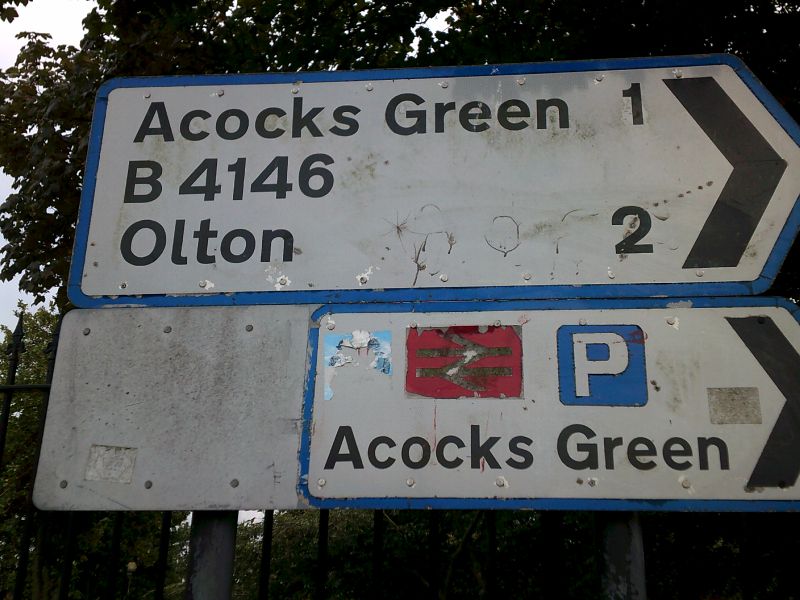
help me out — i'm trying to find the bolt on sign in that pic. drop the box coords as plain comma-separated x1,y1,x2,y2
301,299,800,510
69,55,800,307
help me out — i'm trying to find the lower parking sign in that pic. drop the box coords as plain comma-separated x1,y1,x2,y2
557,324,648,407
301,298,800,510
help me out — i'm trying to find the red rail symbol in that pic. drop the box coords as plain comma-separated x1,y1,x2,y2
406,325,523,398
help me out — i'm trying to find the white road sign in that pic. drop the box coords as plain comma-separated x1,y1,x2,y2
70,55,800,306
302,298,800,510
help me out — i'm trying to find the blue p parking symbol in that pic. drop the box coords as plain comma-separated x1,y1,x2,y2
557,325,648,406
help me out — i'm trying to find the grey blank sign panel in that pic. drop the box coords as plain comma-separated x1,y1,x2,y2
34,306,312,510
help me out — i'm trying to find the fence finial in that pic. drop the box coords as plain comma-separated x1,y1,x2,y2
8,313,25,357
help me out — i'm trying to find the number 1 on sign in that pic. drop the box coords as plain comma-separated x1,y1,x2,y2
622,83,644,125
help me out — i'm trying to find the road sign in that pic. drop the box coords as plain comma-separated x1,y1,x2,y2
34,305,312,510
301,297,800,510
70,55,800,307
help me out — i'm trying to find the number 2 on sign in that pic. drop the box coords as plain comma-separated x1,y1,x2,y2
613,206,654,255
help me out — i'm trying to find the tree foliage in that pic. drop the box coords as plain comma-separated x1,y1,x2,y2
1,0,800,304
0,305,189,599
2,2,800,598
0,0,32,22
0,303,57,598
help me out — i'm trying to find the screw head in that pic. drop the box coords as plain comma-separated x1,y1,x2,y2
199,280,207,288
291,87,299,94
495,477,506,488
143,92,151,99
439,81,449,88
230,478,239,488
522,272,532,281
365,83,373,91
681,479,691,489
119,282,128,289
59,480,68,489
245,324,254,332
516,77,526,85
216,89,225,96
439,273,448,282
82,328,91,336
163,326,172,333
406,478,415,487
358,275,369,285
144,480,153,489
326,321,336,331
695,269,705,278
317,478,326,487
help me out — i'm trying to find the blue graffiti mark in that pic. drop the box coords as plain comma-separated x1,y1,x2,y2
368,331,392,375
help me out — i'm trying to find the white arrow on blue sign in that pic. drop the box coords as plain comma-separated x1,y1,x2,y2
70,55,800,307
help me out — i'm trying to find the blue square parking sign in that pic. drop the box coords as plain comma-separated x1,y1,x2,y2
557,324,648,407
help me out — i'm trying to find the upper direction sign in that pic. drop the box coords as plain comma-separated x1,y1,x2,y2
70,55,800,307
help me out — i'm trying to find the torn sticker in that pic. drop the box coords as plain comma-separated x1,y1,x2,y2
708,387,762,424
324,330,392,400
85,445,137,483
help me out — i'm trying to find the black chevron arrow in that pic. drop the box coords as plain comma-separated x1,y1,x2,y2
664,78,787,268
726,316,800,488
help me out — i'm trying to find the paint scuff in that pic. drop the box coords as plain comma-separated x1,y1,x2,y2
265,266,291,290
356,266,377,286
666,300,693,309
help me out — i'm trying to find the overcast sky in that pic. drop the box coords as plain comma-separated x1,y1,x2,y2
0,0,95,328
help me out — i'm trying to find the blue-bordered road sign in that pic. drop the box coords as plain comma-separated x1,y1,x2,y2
70,55,800,307
301,297,800,511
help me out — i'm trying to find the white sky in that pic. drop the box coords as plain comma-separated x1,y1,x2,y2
0,0,264,525
0,0,94,328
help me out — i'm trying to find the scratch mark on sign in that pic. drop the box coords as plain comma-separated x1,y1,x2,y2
412,235,429,286
446,231,456,254
383,212,411,244
485,215,520,257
